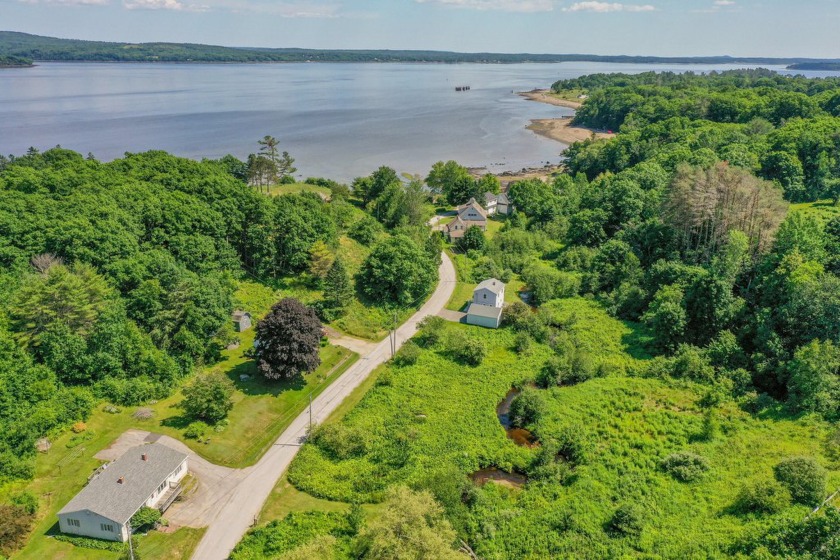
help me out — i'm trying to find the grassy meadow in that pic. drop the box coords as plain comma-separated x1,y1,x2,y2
236,298,840,559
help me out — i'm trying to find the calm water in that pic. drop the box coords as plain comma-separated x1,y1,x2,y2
2,62,837,181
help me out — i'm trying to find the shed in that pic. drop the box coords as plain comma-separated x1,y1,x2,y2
57,443,188,542
232,310,252,332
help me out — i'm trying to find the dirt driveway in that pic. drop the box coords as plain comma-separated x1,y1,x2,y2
96,429,250,528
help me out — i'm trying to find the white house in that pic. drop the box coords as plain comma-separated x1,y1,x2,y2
495,192,511,216
446,198,488,240
473,278,505,308
483,192,512,217
466,278,506,328
57,443,188,542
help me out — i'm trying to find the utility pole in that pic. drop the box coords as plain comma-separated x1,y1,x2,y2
308,393,313,433
127,524,135,560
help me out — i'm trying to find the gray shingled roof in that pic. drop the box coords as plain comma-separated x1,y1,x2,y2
467,303,503,320
475,278,505,295
58,443,187,525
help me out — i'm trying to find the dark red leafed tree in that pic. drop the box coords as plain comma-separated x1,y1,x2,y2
255,298,322,379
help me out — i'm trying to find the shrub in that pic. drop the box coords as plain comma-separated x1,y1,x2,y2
71,422,86,433
450,334,486,366
509,387,546,428
537,352,596,388
130,506,161,531
394,342,420,367
502,301,531,329
10,492,38,516
773,456,826,506
181,372,235,424
52,534,125,552
608,503,644,537
0,504,35,556
417,316,446,347
132,407,154,420
349,215,383,245
734,479,791,515
514,332,532,355
660,452,710,482
312,424,369,460
184,421,209,440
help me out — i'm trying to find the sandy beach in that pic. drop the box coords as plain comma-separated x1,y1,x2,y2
526,117,614,145
518,89,583,110
519,89,615,145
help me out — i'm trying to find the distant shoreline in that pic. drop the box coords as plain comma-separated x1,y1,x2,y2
519,89,615,146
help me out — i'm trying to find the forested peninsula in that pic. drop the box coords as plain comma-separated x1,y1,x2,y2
2,31,840,66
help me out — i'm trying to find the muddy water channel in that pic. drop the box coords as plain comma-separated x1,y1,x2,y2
471,468,528,489
496,388,539,448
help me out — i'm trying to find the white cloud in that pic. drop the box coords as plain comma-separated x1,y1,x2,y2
414,0,555,13
18,0,110,5
123,0,204,10
714,0,735,5
563,1,655,12
201,0,341,17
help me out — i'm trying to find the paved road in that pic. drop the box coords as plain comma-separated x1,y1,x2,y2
191,252,457,560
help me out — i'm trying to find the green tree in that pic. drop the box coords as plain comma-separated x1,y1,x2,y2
787,340,840,416
9,263,111,349
509,386,546,428
255,298,322,380
643,284,687,353
426,161,477,206
322,257,354,312
180,372,234,424
358,235,436,306
308,240,335,281
458,225,486,252
357,486,464,560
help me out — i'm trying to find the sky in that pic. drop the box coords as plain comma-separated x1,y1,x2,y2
3,0,840,58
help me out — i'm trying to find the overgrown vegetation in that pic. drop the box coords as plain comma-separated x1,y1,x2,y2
246,69,840,559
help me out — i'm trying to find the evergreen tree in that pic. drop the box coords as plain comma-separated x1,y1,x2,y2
323,258,353,311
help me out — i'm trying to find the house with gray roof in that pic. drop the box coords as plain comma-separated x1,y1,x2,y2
483,191,512,216
446,197,488,240
466,278,506,328
57,443,188,542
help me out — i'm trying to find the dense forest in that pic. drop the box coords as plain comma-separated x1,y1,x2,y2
0,54,31,67
3,31,840,66
0,148,440,496
235,69,840,560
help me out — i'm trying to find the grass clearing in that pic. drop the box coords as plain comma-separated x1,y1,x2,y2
791,199,840,222
268,182,331,198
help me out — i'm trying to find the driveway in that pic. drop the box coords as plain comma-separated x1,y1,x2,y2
96,429,249,528
190,252,457,560
323,326,380,355
438,309,466,323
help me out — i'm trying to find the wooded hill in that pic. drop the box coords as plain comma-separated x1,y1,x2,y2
3,31,840,66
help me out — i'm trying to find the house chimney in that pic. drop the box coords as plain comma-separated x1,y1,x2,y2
117,477,124,484
141,453,148,462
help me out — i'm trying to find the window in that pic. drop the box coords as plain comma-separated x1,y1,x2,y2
483,294,487,299
67,518,81,528
101,523,115,533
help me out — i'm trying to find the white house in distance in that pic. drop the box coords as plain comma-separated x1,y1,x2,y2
483,192,511,216
57,443,188,542
466,278,506,329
